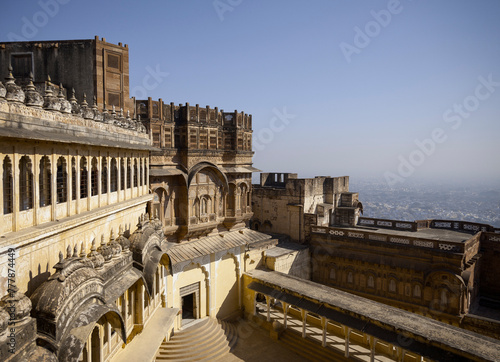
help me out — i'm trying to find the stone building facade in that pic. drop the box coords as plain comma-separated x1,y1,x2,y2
0,38,273,362
251,172,362,242
0,36,134,115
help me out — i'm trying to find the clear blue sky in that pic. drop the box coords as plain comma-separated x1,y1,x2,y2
2,0,500,186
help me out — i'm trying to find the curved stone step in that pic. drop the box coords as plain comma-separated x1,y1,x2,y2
155,317,233,361
218,320,238,350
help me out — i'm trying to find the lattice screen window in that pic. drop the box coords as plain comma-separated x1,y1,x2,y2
39,156,52,207
3,156,13,214
110,158,118,192
56,157,67,203
91,157,98,196
71,157,77,200
101,157,108,194
80,157,88,199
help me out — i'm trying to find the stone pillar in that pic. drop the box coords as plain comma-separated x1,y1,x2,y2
252,292,257,316
51,152,56,220
117,156,121,202
283,302,288,328
33,151,39,226
369,336,378,362
138,283,145,325
66,153,71,217
97,155,101,208
321,316,328,347
301,309,308,338
236,266,241,308
265,296,271,322
12,151,19,232
76,154,80,214
344,326,351,358
87,152,91,211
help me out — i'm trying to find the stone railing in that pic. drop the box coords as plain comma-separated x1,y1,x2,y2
311,225,465,253
482,232,500,243
357,217,417,231
426,219,495,234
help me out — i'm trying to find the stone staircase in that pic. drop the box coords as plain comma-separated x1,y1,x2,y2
154,318,238,361
278,329,348,362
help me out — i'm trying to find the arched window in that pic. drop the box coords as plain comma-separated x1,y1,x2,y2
389,279,397,293
347,271,354,284
71,157,76,200
227,184,235,214
91,157,98,196
110,158,118,192
193,197,200,218
3,156,13,214
126,158,131,189
240,184,247,211
414,284,421,298
201,196,209,215
39,156,51,207
80,156,88,199
56,156,67,203
440,289,448,307
19,156,33,211
367,275,375,288
133,159,138,187
101,157,108,194
120,158,125,191
329,268,336,280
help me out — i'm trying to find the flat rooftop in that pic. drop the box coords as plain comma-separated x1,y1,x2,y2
346,225,471,243
246,269,500,362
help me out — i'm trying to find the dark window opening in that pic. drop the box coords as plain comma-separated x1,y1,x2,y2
3,156,13,214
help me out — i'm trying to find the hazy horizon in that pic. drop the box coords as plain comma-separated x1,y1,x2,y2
2,0,500,186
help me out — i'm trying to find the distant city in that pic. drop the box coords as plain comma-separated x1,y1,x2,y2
351,179,500,228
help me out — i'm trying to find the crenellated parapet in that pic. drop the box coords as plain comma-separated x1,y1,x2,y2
136,98,253,152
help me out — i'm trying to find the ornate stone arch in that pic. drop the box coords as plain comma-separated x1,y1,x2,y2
30,251,126,361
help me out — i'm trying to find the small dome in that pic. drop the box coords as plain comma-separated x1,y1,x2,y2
4,65,25,103
43,76,61,111
24,73,44,108
57,84,72,114
0,285,32,323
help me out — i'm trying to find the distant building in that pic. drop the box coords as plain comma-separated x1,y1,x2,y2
251,173,362,242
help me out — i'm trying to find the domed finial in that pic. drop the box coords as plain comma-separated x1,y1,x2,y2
119,224,124,236
126,110,131,120
110,229,115,243
66,245,72,258
81,93,88,107
101,234,105,246
111,105,116,115
26,72,36,91
102,102,108,114
69,88,77,104
5,63,15,84
74,243,79,257
57,83,65,99
92,96,98,110
91,238,97,251
59,251,64,263
119,107,124,118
